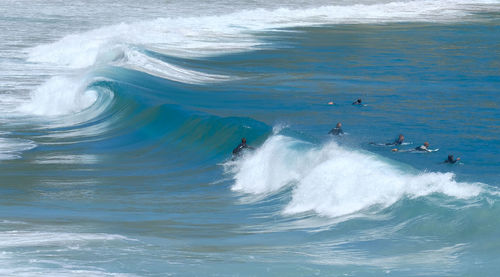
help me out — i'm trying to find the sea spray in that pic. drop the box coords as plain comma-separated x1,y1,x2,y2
18,75,98,116
229,135,483,217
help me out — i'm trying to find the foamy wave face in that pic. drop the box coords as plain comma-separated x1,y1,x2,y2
229,135,483,218
27,19,259,69
17,76,98,116
28,0,500,68
121,49,231,84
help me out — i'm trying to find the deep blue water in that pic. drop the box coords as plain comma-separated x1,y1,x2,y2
0,1,499,276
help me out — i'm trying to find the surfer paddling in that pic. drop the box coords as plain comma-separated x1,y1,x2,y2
352,98,362,105
414,142,431,152
392,141,437,152
328,122,344,136
390,134,405,146
372,134,405,147
444,154,460,164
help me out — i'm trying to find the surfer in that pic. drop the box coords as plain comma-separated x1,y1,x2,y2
352,98,362,105
444,154,460,164
415,142,431,152
232,137,253,156
389,134,405,146
371,134,404,147
375,134,405,145
328,122,344,136
392,141,436,153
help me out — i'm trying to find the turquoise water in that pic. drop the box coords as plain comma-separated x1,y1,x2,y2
1,0,499,276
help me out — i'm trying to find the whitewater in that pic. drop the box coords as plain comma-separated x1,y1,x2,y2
1,0,499,276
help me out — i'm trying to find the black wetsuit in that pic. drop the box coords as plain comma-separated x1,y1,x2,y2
445,157,459,164
232,143,249,155
328,127,344,136
386,138,404,146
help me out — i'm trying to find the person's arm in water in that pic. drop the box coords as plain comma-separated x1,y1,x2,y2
415,146,431,152
445,156,461,163
415,143,431,152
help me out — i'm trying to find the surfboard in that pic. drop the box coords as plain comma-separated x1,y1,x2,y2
392,148,439,153
370,142,412,146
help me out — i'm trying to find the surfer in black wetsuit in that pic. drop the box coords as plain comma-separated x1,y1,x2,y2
232,137,252,156
371,134,404,147
415,142,430,152
444,154,460,164
387,134,404,146
328,122,344,136
352,98,362,105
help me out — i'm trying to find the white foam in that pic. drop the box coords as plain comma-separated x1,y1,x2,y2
228,135,483,218
0,137,36,160
121,49,231,84
33,154,99,165
0,230,136,277
28,0,500,69
17,75,98,116
0,231,127,248
0,269,136,277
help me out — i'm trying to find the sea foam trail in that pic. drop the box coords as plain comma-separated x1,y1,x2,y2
0,136,36,160
0,231,128,248
0,230,135,277
229,135,483,218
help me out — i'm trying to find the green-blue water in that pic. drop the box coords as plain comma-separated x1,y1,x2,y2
0,0,499,276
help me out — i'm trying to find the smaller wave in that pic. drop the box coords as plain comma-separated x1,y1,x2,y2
228,134,483,218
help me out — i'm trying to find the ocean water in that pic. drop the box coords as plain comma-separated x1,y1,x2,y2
1,0,499,276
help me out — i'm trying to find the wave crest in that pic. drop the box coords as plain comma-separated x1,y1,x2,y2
229,135,483,218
